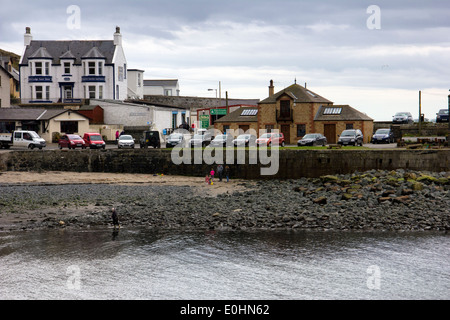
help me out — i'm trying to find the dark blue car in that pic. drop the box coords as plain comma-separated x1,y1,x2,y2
436,109,449,123
371,129,395,144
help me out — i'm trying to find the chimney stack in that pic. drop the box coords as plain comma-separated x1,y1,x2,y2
114,26,122,46
269,79,274,97
24,27,32,46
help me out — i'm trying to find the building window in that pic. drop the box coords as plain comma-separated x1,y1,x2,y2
116,85,119,99
137,73,141,87
265,125,274,133
124,64,127,79
297,124,306,137
346,123,354,130
99,86,103,99
64,62,71,74
45,62,50,75
165,89,172,96
45,86,50,100
35,86,43,100
88,62,96,75
61,121,78,134
280,100,291,118
223,125,230,133
35,62,42,75
98,62,103,75
89,86,96,99
118,67,124,81
172,113,178,128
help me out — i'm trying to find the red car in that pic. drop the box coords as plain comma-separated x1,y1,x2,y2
256,132,285,147
58,134,86,149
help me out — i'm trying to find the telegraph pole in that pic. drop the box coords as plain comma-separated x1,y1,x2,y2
419,90,422,135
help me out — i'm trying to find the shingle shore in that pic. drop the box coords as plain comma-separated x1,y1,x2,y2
0,169,449,232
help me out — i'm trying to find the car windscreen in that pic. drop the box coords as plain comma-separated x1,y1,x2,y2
439,110,449,114
90,135,103,141
214,135,227,140
302,134,316,139
169,134,182,139
260,134,270,138
68,135,82,140
29,132,40,138
120,135,133,140
237,135,250,140
193,134,203,139
395,113,408,116
375,129,389,135
341,131,355,137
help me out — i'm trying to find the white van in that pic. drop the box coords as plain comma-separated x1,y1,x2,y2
0,130,46,149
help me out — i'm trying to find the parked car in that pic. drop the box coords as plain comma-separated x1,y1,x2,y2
166,132,189,148
117,134,135,149
371,129,394,144
83,133,106,149
392,112,413,124
58,134,86,149
233,134,257,147
297,133,327,147
210,134,234,147
140,131,161,148
256,132,285,147
189,133,212,147
436,109,449,123
338,129,364,146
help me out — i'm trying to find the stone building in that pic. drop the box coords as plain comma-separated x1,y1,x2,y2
213,106,259,135
212,81,374,144
258,80,334,144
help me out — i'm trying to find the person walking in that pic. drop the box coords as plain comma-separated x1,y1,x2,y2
224,165,230,182
111,207,120,228
217,164,224,182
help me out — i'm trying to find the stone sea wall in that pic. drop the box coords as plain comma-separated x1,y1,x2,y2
0,148,449,179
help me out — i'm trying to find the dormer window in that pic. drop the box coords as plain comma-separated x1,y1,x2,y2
63,62,71,74
88,62,96,75
33,61,50,76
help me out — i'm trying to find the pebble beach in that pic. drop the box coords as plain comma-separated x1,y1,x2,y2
0,169,449,232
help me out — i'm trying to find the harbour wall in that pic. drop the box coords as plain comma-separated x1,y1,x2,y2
0,148,449,179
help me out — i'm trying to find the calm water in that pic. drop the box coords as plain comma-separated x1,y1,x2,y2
0,228,448,300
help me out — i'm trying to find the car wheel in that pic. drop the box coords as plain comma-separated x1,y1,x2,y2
28,144,35,150
59,145,62,149
281,141,285,147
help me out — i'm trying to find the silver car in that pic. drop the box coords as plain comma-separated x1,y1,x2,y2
117,135,135,148
392,112,413,124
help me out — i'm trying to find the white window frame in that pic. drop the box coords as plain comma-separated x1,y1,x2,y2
64,62,71,75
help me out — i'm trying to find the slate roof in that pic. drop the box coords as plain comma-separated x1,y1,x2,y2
143,79,179,87
259,83,333,104
0,108,82,121
21,40,115,65
214,107,259,123
28,47,53,59
314,105,373,121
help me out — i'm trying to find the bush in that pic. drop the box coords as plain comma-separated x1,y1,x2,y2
52,132,61,143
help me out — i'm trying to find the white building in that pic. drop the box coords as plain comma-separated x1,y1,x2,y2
143,79,180,96
127,69,144,99
19,26,127,103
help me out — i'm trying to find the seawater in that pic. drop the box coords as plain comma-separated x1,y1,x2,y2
0,228,448,300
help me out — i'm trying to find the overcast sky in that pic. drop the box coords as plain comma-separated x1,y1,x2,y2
1,0,450,120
